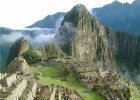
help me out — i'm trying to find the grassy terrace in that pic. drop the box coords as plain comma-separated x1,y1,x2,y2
31,66,105,100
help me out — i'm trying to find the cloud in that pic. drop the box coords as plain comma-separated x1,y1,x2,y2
24,33,55,48
0,16,64,48
0,32,22,44
55,22,76,45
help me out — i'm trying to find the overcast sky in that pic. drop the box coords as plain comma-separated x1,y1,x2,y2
0,0,134,29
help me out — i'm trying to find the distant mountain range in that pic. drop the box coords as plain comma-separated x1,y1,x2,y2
27,12,66,29
92,0,140,35
27,0,140,35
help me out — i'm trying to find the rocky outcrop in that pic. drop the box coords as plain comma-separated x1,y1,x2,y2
7,37,31,65
6,57,30,74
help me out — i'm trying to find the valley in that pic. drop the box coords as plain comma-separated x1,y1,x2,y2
0,1,140,100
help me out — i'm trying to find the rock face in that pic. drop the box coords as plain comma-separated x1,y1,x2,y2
92,0,140,35
114,31,140,73
7,37,31,65
6,57,30,74
56,4,117,71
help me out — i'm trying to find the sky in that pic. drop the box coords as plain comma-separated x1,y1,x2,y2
0,0,134,29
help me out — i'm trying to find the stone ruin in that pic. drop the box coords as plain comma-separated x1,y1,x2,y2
0,73,82,100
0,73,37,100
35,84,82,100
63,60,132,100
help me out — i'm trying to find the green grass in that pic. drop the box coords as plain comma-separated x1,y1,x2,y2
31,66,105,100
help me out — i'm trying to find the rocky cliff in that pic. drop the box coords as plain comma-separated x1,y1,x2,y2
7,37,31,65
115,31,140,74
55,4,117,71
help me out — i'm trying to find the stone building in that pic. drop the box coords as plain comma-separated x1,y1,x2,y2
0,73,37,100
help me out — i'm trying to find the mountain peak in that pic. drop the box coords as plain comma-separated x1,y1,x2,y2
112,0,121,4
72,4,87,12
61,4,91,27
7,37,31,65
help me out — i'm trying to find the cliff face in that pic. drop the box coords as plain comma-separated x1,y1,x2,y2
115,31,140,73
55,4,117,71
7,37,31,65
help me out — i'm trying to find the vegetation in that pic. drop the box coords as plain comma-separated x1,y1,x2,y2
93,84,103,92
45,44,66,59
122,88,131,100
23,50,41,65
31,65,105,100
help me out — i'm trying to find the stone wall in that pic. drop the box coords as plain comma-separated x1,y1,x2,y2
0,73,37,100
20,79,37,100
4,79,27,100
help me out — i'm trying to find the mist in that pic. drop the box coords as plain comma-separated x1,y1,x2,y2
0,16,64,48
55,22,76,46
0,16,64,69
119,66,140,84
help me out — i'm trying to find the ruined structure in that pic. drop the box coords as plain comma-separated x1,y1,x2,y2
35,84,82,100
62,60,140,100
0,73,82,100
0,73,37,100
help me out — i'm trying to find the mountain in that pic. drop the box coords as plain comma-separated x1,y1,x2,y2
92,0,140,35
6,37,46,66
53,4,140,82
27,12,66,29
27,0,140,35
55,4,117,71
7,37,32,65
106,28,140,79
0,27,13,35
4,4,140,83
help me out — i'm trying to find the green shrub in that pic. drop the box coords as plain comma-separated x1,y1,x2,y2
93,84,103,92
122,87,131,100
23,50,41,65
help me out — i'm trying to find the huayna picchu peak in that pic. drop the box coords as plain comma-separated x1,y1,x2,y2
56,4,117,71
0,3,140,100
